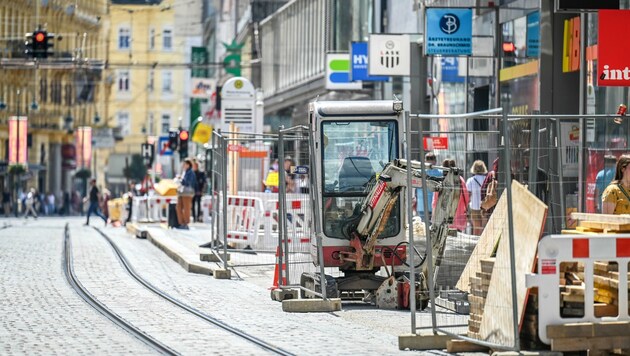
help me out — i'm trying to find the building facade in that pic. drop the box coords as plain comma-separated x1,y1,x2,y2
0,0,107,209
104,0,202,191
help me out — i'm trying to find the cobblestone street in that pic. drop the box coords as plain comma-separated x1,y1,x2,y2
0,218,460,355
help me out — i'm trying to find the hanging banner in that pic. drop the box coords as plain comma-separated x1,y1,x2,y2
425,8,473,56
8,116,27,165
350,42,388,82
368,34,410,76
326,53,363,90
75,126,92,169
598,10,630,86
526,11,540,58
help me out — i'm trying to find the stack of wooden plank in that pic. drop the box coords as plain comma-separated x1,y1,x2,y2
467,257,494,338
559,262,587,318
520,288,546,350
569,212,630,234
547,321,630,354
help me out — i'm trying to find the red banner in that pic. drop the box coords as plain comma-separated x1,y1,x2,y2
423,137,448,150
8,116,27,165
598,10,630,87
75,126,92,168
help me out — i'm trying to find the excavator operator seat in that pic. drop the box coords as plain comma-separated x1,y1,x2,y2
337,156,375,193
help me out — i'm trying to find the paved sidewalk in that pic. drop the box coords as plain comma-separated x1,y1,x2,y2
105,226,458,355
0,218,153,355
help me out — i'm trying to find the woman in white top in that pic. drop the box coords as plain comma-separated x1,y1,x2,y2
465,160,488,235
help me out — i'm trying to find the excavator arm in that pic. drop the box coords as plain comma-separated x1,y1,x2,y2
339,159,462,307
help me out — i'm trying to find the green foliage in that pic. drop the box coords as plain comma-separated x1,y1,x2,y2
8,164,26,175
75,168,91,180
123,154,147,182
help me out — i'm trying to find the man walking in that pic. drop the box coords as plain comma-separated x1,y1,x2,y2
84,179,108,226
23,188,38,219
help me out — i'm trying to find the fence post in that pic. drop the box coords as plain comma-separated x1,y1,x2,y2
555,118,567,230
501,106,520,350
405,111,419,334
278,126,286,287
221,133,229,271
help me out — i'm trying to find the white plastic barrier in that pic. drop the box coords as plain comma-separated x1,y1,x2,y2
526,234,630,344
146,196,177,222
200,195,213,223
261,198,311,253
225,196,265,248
131,196,148,222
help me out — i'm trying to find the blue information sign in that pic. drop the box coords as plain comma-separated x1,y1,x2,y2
426,8,473,56
526,11,540,58
158,136,173,156
441,57,464,83
351,42,389,82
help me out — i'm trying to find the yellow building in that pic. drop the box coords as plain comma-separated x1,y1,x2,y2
103,0,191,192
0,0,107,209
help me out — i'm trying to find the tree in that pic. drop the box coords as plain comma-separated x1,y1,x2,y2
123,154,148,182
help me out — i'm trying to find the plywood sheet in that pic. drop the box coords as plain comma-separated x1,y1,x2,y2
477,181,548,346
455,191,508,293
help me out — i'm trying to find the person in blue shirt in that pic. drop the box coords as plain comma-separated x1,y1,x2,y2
416,152,441,221
596,155,617,212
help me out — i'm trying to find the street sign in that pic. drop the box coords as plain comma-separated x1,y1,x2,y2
158,136,173,156
141,143,155,167
92,128,115,148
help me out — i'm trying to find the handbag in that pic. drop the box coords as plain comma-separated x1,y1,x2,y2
178,185,195,196
481,179,498,211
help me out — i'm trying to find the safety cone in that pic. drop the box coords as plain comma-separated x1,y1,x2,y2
270,245,287,290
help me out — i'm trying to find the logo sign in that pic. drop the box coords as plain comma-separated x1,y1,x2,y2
541,259,557,275
368,34,410,76
158,136,173,156
598,10,630,86
191,78,216,98
141,143,155,167
423,137,448,150
425,8,472,56
326,53,363,90
350,42,388,82
8,116,27,165
368,180,387,209
291,165,309,175
526,12,540,58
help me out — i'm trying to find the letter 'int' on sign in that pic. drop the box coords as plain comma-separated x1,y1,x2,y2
598,10,630,87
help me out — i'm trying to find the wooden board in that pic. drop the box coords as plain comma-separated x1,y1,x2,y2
455,192,508,292
579,221,630,232
571,212,630,224
477,181,548,347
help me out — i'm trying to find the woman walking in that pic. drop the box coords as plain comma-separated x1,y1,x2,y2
176,159,197,229
465,160,488,235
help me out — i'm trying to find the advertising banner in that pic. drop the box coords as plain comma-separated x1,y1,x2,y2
368,34,410,76
598,10,630,86
425,8,472,56
75,126,92,169
8,116,27,165
350,42,388,82
326,53,363,90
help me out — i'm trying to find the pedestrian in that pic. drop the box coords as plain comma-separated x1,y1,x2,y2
596,155,617,212
23,188,38,219
263,159,280,193
466,160,488,235
192,160,207,222
101,188,111,219
124,181,136,226
416,152,441,221
602,155,630,214
84,179,108,226
283,157,296,193
176,159,197,229
2,190,11,217
432,160,469,232
62,191,70,216
46,191,56,215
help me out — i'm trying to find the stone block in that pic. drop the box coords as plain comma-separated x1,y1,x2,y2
282,298,341,313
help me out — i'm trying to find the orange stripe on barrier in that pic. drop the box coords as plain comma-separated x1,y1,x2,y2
573,238,589,258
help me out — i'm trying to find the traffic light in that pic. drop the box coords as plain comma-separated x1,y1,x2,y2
168,130,178,151
25,29,54,58
178,130,189,159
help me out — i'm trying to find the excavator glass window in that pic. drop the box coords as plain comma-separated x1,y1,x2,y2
320,120,399,239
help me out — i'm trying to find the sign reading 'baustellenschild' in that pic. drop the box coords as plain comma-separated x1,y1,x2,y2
368,34,410,76
425,8,473,56
598,10,630,87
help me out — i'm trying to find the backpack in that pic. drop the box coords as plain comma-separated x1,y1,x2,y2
480,178,498,211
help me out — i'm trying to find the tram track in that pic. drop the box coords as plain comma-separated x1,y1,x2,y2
62,223,179,355
91,226,294,356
